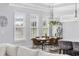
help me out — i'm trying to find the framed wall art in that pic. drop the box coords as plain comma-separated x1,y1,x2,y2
0,16,8,27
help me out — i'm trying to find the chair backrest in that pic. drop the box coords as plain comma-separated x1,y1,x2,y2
47,38,55,45
31,38,42,45
36,37,40,38
58,41,73,50
57,37,63,40
42,36,49,38
72,42,79,52
54,39,60,45
42,36,45,38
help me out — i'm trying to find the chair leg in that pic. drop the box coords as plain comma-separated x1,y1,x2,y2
63,50,66,54
59,49,64,54
32,44,35,48
59,49,61,54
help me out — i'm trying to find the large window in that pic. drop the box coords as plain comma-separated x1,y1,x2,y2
42,16,49,36
15,12,26,41
30,15,49,38
30,14,39,38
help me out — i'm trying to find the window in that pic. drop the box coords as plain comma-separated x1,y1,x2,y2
30,14,39,38
30,15,49,38
15,12,26,41
42,16,49,36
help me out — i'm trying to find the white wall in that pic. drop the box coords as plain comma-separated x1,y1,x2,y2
53,3,79,40
63,21,79,40
0,4,14,43
1,3,79,47
53,3,79,19
0,3,49,48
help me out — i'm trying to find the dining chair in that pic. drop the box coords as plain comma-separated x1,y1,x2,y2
45,38,56,48
31,38,43,48
58,41,73,54
54,38,60,46
36,37,40,38
41,36,49,38
42,36,45,38
72,42,79,56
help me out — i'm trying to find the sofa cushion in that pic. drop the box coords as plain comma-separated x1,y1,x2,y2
0,44,7,56
17,46,38,56
38,50,54,56
38,50,69,56
6,44,18,56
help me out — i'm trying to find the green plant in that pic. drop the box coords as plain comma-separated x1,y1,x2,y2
49,21,59,25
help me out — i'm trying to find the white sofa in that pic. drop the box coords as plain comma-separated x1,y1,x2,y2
0,43,69,56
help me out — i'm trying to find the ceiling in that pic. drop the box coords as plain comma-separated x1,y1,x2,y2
9,3,75,13
26,3,75,8
9,3,79,17
8,3,79,22
9,3,75,9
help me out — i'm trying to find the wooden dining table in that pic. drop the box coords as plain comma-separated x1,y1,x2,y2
36,38,47,50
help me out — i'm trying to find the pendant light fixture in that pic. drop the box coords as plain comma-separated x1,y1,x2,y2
49,4,54,20
74,3,79,21
75,3,77,18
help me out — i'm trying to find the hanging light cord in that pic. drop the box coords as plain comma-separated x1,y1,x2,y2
75,3,77,18
49,5,54,19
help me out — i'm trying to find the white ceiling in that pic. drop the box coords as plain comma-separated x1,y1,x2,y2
27,3,75,8
9,3,74,13
1,3,79,22
9,3,79,19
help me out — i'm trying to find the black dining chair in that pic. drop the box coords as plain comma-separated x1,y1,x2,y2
58,40,73,55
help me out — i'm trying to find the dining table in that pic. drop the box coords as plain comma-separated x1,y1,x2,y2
36,38,47,50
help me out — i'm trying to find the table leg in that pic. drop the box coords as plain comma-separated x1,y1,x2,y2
42,44,43,50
